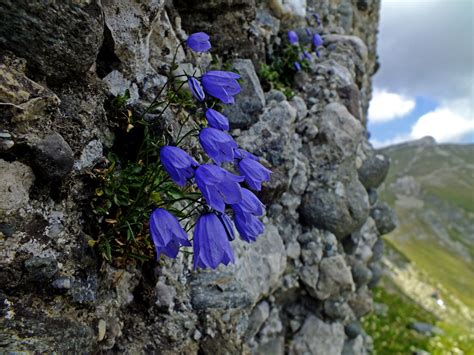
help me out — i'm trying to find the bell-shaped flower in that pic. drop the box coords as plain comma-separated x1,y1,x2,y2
195,164,244,212
234,148,259,161
193,213,235,269
231,188,265,216
238,158,272,191
313,13,322,27
302,51,312,60
294,61,302,72
288,30,298,44
199,127,238,164
205,108,230,131
312,33,323,47
160,146,198,186
219,213,235,241
201,70,241,104
188,77,205,102
149,208,191,259
305,28,312,36
233,211,265,243
187,32,211,52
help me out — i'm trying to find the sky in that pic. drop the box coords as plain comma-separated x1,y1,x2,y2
368,0,474,147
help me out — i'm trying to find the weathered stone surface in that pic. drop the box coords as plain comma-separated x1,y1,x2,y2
224,59,265,129
0,0,387,353
0,159,34,214
371,201,397,235
358,153,390,189
102,0,165,80
24,256,59,281
32,133,74,179
316,255,355,300
0,1,103,80
300,167,370,238
290,316,345,355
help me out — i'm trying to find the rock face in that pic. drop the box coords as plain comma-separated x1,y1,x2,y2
0,0,394,353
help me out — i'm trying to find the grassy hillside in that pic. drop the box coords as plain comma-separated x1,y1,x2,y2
367,139,474,353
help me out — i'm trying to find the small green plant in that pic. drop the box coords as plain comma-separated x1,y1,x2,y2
89,32,272,269
258,18,324,98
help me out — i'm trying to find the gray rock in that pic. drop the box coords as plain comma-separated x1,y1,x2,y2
368,188,378,205
71,275,98,304
410,322,444,336
0,159,34,214
255,336,285,355
24,256,58,281
371,202,397,235
155,281,177,310
0,1,103,80
324,35,369,61
316,255,355,300
32,133,74,179
74,140,103,171
345,321,363,339
351,262,373,288
52,277,71,290
342,335,366,355
371,238,384,262
368,263,382,289
265,89,286,103
337,84,362,122
324,299,354,322
102,70,140,104
246,301,270,339
290,316,345,355
348,286,373,317
102,0,166,81
301,168,370,239
223,59,265,129
289,95,308,121
358,153,390,189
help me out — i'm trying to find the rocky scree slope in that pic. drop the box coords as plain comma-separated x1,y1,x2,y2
0,0,394,353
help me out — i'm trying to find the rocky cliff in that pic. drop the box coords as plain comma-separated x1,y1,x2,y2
0,0,394,353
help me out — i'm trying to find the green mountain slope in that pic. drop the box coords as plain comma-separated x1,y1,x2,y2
379,137,474,312
366,137,474,354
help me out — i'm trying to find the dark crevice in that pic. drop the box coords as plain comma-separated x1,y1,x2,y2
96,23,120,79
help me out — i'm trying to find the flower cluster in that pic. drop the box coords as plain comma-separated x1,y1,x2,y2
150,32,271,269
288,13,325,72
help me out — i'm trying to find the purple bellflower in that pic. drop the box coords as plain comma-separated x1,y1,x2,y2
201,71,241,104
193,213,235,269
312,33,324,47
199,127,238,164
303,51,312,60
305,28,312,36
150,208,191,259
294,61,302,72
234,148,259,161
195,164,244,212
219,213,235,241
288,30,299,44
238,158,272,191
187,32,211,52
205,108,230,131
188,77,205,101
313,13,322,27
231,188,265,216
233,211,264,242
231,188,265,242
160,146,198,186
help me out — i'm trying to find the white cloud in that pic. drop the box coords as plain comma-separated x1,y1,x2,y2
370,103,474,148
411,108,474,143
368,90,416,123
